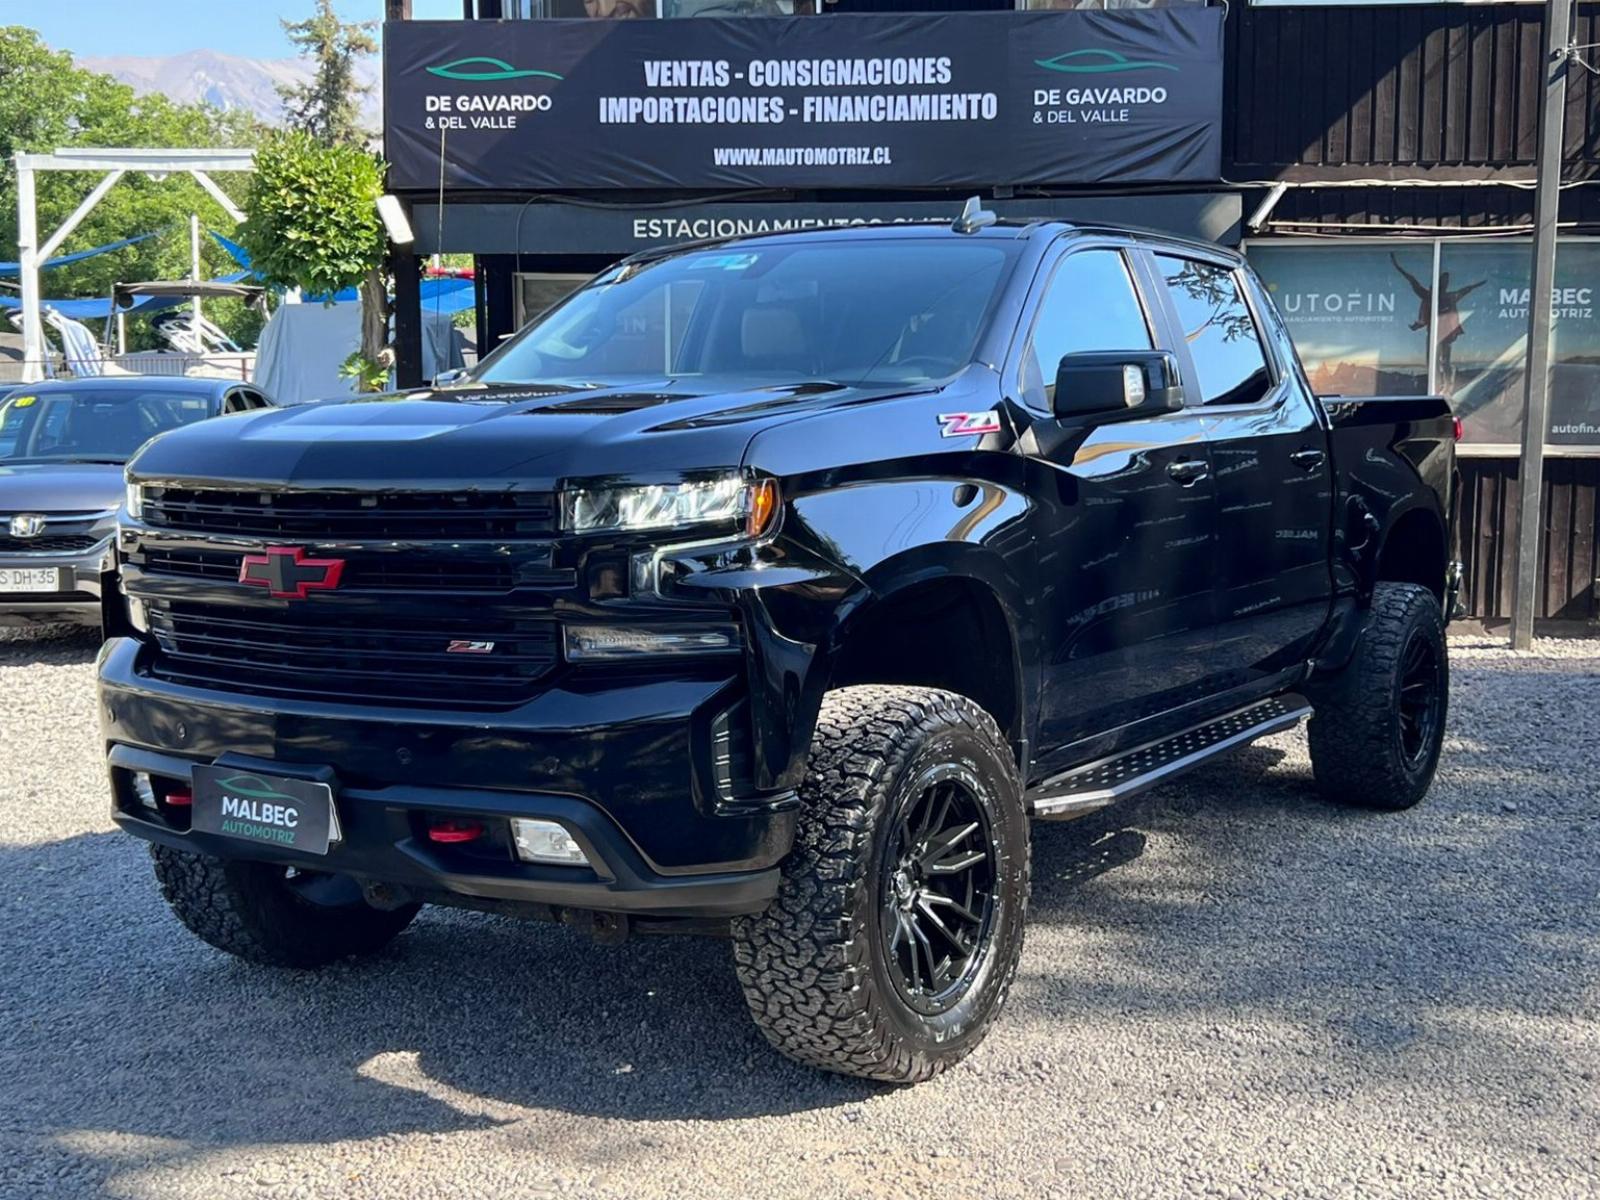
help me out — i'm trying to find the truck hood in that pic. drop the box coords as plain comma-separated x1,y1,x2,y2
128,378,926,489
0,462,125,514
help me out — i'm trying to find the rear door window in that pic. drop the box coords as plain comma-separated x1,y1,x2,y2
1155,255,1273,407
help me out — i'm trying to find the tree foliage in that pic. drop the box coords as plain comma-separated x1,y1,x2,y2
238,129,391,387
238,130,385,298
0,25,262,346
277,0,378,149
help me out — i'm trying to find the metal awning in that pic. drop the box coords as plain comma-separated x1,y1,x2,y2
111,280,266,307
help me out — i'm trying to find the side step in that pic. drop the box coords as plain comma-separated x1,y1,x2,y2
1026,694,1313,819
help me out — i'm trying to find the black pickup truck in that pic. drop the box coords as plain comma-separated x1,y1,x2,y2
103,206,1458,1083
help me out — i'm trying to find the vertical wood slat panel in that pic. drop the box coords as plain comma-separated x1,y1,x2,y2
1458,460,1600,624
1546,474,1572,619
1225,3,1589,174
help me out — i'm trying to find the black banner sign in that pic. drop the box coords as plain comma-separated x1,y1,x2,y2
383,10,1223,191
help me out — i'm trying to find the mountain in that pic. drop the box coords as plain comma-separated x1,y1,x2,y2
80,49,381,130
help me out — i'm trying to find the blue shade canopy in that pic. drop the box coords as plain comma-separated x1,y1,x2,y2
0,231,161,276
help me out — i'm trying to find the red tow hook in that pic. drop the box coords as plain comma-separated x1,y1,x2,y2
426,819,485,844
164,790,193,807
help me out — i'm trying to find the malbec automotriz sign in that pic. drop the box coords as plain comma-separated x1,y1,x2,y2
382,9,1223,192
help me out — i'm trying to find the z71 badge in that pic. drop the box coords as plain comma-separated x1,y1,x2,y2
937,411,1003,438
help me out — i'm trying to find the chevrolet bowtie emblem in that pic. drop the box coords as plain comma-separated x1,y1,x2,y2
238,546,346,600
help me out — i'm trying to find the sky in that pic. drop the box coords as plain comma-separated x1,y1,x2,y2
11,1,463,60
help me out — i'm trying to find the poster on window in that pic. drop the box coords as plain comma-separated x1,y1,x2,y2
1248,240,1600,451
1248,244,1433,397
1434,242,1600,449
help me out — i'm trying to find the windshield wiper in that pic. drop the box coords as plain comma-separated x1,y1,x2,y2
50,457,127,465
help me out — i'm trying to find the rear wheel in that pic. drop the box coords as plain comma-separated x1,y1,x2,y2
151,846,420,967
731,685,1029,1083
1307,582,1448,811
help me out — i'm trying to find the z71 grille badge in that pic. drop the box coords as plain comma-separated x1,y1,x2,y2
446,640,496,655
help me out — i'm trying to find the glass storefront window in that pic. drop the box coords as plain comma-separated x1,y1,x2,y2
1247,238,1600,453
1250,243,1433,398
1436,241,1600,449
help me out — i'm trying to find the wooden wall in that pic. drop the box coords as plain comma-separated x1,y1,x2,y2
1458,457,1600,626
1225,2,1600,180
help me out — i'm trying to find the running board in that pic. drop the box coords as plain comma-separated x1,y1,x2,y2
1026,695,1313,819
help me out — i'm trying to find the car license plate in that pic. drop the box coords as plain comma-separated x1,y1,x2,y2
191,765,339,856
0,566,62,593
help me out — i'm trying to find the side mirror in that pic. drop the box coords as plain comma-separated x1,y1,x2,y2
1052,350,1185,423
432,367,470,388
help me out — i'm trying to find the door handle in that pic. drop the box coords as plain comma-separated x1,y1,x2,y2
1166,458,1209,486
1290,447,1327,471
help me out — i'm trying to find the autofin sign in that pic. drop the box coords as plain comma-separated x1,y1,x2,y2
383,8,1223,191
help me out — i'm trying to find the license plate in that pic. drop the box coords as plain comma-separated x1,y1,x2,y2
191,765,339,856
0,566,62,593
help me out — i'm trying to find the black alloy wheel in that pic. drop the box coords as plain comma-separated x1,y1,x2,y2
879,769,999,1015
1396,629,1444,767
732,685,1029,1083
1307,581,1449,811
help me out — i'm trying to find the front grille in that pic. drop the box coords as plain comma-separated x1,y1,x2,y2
142,487,558,540
141,548,528,593
0,533,103,553
145,600,559,709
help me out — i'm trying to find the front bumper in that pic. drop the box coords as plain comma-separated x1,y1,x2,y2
0,539,111,628
99,636,796,918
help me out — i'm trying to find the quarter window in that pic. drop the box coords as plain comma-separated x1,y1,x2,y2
1023,249,1152,406
1155,255,1272,407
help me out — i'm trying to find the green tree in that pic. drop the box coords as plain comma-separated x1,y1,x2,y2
0,26,262,348
238,129,390,387
277,0,378,148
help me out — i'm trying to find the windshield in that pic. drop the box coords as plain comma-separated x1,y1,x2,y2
0,388,216,464
475,240,1016,389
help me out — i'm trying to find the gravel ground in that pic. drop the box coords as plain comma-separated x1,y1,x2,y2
1,626,1596,1200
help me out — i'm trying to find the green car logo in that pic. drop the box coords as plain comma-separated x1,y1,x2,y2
1035,49,1179,75
216,773,298,803
426,56,564,83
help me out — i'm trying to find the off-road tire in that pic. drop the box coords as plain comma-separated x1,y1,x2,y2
1308,582,1448,810
151,846,421,968
731,685,1029,1083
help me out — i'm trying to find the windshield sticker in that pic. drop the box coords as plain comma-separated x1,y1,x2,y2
689,253,758,272
11,396,35,407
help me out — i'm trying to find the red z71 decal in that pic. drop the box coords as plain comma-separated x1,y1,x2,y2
937,411,1003,438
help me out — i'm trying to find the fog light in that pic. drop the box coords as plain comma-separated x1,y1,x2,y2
510,819,590,866
132,772,158,810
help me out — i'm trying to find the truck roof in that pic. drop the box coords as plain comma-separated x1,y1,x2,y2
619,215,1237,267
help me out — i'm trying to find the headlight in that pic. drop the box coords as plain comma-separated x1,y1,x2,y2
562,476,778,537
124,480,144,520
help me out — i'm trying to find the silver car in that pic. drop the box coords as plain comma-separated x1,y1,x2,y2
0,376,276,629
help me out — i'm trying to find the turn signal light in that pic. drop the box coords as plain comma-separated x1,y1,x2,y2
746,478,779,538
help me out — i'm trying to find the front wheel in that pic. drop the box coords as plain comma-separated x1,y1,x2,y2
151,846,421,968
731,686,1029,1083
1307,582,1449,810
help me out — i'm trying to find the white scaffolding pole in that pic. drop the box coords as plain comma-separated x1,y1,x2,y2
11,148,255,382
